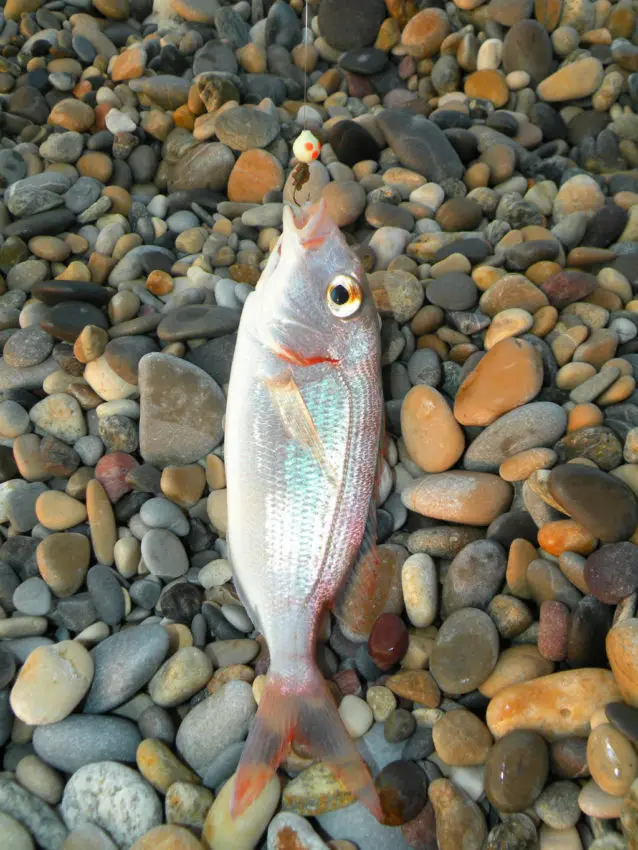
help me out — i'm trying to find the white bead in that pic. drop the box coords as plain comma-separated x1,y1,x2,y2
292,129,320,163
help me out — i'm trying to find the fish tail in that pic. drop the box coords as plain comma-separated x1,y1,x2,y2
230,665,382,821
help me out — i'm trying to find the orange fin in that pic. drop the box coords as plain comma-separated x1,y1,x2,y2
230,668,382,821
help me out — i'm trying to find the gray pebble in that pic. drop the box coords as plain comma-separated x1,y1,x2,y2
12,577,52,617
83,624,169,714
175,679,256,776
86,565,125,626
407,348,441,387
166,211,200,232
0,399,30,437
138,704,175,745
0,775,68,850
33,715,141,774
202,741,245,790
73,435,104,466
384,708,416,743
129,575,162,610
64,177,102,215
139,497,189,536
141,528,189,579
534,780,581,829
221,602,253,633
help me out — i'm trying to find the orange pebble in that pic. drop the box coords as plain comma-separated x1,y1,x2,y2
538,519,598,557
173,105,196,130
567,403,603,432
92,103,111,132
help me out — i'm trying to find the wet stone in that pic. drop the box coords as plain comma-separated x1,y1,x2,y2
376,760,428,826
430,607,500,695
484,730,549,813
368,613,409,670
549,463,637,542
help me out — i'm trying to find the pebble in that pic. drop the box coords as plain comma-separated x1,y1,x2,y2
203,772,280,850
33,714,142,773
433,708,492,766
10,640,94,725
60,762,162,848
487,669,622,739
607,619,638,707
430,607,499,695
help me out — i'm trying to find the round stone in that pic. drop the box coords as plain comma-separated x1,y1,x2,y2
148,647,213,708
141,529,189,579
338,694,374,738
485,730,549,813
585,542,638,603
10,640,94,725
587,723,638,796
432,708,493,766
430,608,500,695
367,613,409,670
375,760,428,826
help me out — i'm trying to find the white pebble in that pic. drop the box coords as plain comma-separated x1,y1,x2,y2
609,317,637,344
539,825,583,850
506,70,531,90
221,603,253,633
402,553,438,627
410,182,444,211
198,559,233,588
338,694,374,738
477,38,503,70
105,108,136,134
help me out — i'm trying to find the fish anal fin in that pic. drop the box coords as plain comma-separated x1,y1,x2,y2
265,369,337,486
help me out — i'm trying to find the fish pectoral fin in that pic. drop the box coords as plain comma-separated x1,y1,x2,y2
265,369,338,486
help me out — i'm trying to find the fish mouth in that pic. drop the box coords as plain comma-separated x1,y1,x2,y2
284,198,333,251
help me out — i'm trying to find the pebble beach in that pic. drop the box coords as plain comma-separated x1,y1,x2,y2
0,0,637,847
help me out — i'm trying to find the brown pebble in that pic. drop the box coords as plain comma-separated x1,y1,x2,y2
484,730,549,812
538,600,569,661
86,478,116,567
432,708,492,766
586,723,638,796
479,645,554,698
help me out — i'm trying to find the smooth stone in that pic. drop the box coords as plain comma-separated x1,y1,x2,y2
402,471,512,526
442,539,506,614
60,762,162,848
607,619,638,707
175,680,256,776
377,109,464,183
0,776,68,850
138,354,225,468
432,708,493,766
587,722,637,796
401,385,465,473
537,57,604,102
0,812,34,850
548,463,638,543
454,338,543,426
430,607,500,695
463,403,567,472
203,772,280,850
129,825,205,850
141,529,189,579
584,542,638,603
83,624,169,714
148,647,213,707
33,715,142,773
486,669,622,739
484,730,549,813
10,640,93,726
267,812,329,850
428,778,486,850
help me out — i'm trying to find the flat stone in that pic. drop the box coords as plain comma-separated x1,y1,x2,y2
377,109,464,183
430,607,500,695
548,463,637,542
464,402,567,472
157,305,240,341
83,623,169,714
33,715,142,773
33,280,111,308
485,730,548,812
402,471,512,526
454,338,543,426
0,776,68,850
41,301,108,344
442,538,507,614
138,353,225,468
175,680,256,776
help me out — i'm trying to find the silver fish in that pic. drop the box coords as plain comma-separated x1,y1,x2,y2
224,198,384,819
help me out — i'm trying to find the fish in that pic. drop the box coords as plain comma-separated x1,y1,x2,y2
224,198,385,820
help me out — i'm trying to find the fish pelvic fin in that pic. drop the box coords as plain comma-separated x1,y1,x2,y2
230,666,382,822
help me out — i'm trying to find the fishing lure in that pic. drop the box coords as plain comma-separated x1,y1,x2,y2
291,129,321,203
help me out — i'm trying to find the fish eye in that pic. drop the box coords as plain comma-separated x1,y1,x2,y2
326,274,362,319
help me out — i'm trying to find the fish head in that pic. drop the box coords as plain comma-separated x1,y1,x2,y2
249,198,380,370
